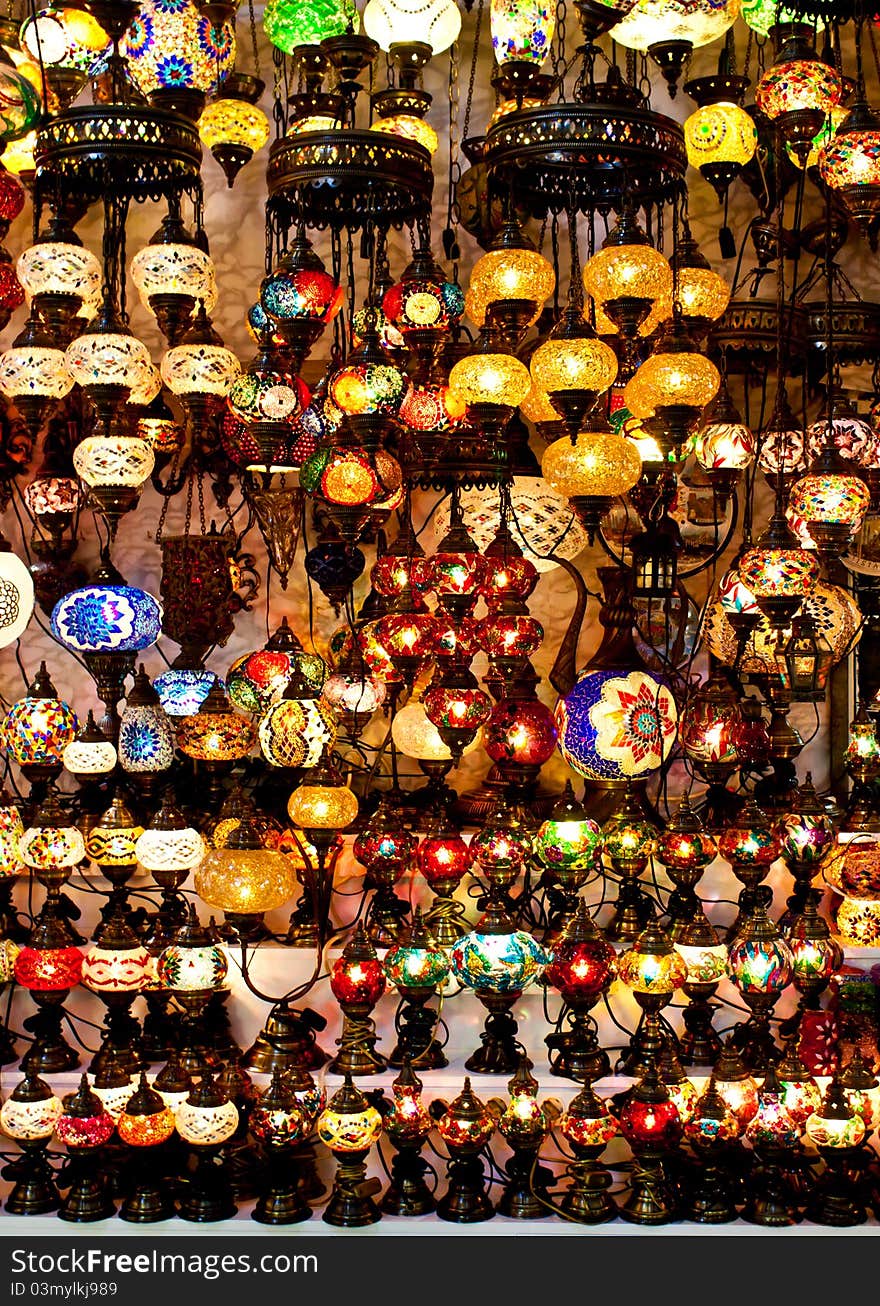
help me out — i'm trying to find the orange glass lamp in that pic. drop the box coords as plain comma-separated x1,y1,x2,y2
529,306,618,439
617,920,688,1076
176,683,256,807
582,210,672,341
467,220,554,346
116,1070,177,1223
625,316,720,455
317,1073,384,1228
285,751,356,947
541,419,642,540
683,75,758,200
435,1077,497,1224
378,1061,436,1217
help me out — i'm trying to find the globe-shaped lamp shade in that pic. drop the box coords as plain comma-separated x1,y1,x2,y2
4,692,77,768
0,342,73,401
258,697,337,769
118,702,175,774
50,585,162,654
1,1084,63,1141
330,952,386,1006
693,419,755,471
583,242,672,308
626,349,720,417
73,436,155,489
533,813,602,876
609,0,737,50
15,945,83,991
363,0,461,53
555,669,678,781
542,430,642,499
727,935,793,994
20,7,109,72
482,697,558,768
130,242,216,312
546,935,616,1004
81,944,151,994
448,350,531,408
195,847,296,915
684,102,758,172
384,938,450,990
287,780,358,830
391,700,482,762
17,241,101,305
617,938,688,996
317,1096,383,1153
756,59,843,122
161,340,241,399
451,924,548,994
0,547,34,648
122,0,235,97
264,0,355,52
175,1096,239,1146
65,329,154,397
176,700,255,762
199,96,270,155
739,544,820,600
19,822,85,872
135,824,205,876
468,245,555,315
788,473,870,532
530,334,618,398
156,941,228,993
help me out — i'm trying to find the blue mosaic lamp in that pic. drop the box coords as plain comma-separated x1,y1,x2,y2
451,898,549,1075
153,667,220,717
51,584,161,655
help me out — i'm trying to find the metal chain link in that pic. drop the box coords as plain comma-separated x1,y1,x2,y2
248,0,261,79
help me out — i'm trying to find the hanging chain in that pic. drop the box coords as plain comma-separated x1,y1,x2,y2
248,0,262,79
445,38,461,266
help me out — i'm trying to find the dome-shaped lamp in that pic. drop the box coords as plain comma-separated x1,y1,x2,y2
199,73,270,187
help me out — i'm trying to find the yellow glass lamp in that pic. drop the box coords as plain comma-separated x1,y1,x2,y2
195,812,297,935
542,420,642,539
684,99,758,198
624,317,720,455
371,115,439,154
363,0,461,54
530,305,618,437
448,333,531,434
468,221,555,345
582,211,672,338
670,234,731,331
288,750,359,838
199,74,271,188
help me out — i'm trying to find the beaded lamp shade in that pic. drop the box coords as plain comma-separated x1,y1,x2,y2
73,437,155,489
363,0,461,53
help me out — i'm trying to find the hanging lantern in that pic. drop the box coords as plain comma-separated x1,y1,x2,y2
541,423,642,539
755,28,843,161
684,90,758,199
818,100,880,238
556,667,678,783
264,0,355,51
51,583,162,655
199,74,270,187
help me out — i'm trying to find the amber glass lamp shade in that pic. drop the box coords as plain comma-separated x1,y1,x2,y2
582,213,672,313
195,820,297,916
448,345,531,409
117,1072,176,1148
542,427,642,498
176,684,256,762
317,1076,383,1153
617,924,688,997
287,755,359,831
467,225,554,324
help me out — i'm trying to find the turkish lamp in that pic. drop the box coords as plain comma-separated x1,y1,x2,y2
838,1051,880,1131
161,303,241,427
422,662,493,763
130,214,217,345
786,890,843,1010
317,1073,384,1228
683,72,757,199
781,617,832,703
17,228,102,340
789,446,870,558
582,210,672,339
727,903,794,1070
467,220,554,345
0,792,24,881
117,1071,176,1149
65,300,155,432
176,682,256,764
0,311,74,436
693,381,755,501
529,304,618,438
755,27,843,162
739,509,820,629
287,751,358,840
264,0,355,51
541,415,642,541
195,813,296,940
4,662,78,781
364,0,461,54
199,73,270,187
0,130,37,180
118,666,175,783
669,232,731,334
175,1073,239,1148
19,788,86,881
819,100,880,239
447,326,531,437
73,434,155,534
617,920,688,1076
713,1037,759,1128
0,1071,63,1140
805,1076,867,1152
777,1039,822,1126
85,795,143,884
624,316,720,456
259,230,342,366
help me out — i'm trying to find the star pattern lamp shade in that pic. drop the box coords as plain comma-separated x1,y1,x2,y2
51,585,162,654
555,669,678,781
123,0,235,98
